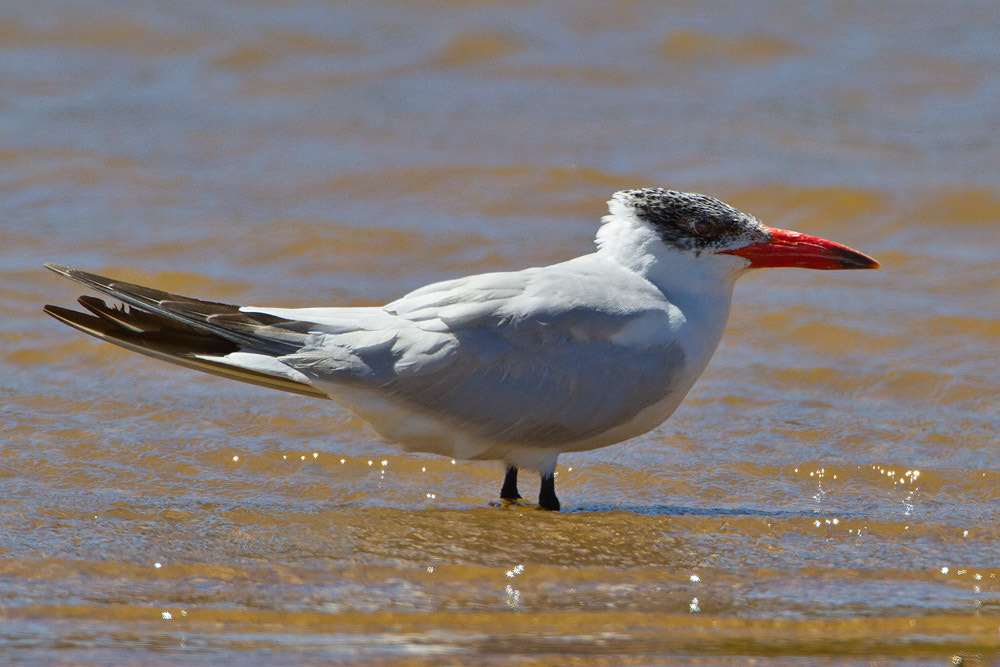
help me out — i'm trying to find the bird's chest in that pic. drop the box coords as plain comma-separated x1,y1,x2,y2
597,303,729,441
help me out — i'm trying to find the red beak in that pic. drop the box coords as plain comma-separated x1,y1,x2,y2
720,227,881,270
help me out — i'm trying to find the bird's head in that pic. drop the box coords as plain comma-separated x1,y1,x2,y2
605,188,880,272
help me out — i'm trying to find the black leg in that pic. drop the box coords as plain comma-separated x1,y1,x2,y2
538,473,560,511
500,466,521,501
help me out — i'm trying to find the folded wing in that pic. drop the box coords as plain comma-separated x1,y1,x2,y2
277,257,685,446
43,264,328,399
45,258,685,448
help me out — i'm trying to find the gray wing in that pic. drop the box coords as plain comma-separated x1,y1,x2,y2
280,257,687,446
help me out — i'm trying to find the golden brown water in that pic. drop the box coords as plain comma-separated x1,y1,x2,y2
2,2,1000,664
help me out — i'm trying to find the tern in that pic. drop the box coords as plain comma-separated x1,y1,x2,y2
44,189,879,510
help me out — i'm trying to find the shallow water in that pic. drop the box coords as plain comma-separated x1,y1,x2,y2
2,1,1000,664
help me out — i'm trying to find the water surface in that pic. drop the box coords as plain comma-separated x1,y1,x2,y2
2,1,999,663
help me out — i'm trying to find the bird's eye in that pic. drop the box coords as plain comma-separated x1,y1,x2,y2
692,219,713,236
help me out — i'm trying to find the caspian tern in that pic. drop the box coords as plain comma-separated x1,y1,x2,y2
44,189,879,510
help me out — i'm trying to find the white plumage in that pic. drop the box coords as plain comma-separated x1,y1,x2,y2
45,188,879,509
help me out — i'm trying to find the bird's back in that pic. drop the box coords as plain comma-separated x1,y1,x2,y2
271,254,701,455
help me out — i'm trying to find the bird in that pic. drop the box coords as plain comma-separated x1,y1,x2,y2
44,188,879,511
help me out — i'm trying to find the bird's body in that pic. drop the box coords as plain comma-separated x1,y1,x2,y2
45,189,879,509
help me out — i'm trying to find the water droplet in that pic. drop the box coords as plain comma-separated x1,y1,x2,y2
340,459,346,464
232,455,239,462
690,574,700,582
689,597,700,613
381,460,388,466
504,584,521,608
313,452,318,459
941,567,949,574
426,566,434,574
161,611,172,620
154,562,162,569
506,564,524,578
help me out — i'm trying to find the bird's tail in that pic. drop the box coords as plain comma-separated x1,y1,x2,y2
43,264,329,399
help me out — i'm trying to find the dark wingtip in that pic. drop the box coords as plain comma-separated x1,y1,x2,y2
44,263,73,276
42,303,83,324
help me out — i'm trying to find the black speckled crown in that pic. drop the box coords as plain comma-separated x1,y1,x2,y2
613,188,767,252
